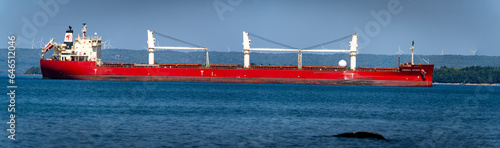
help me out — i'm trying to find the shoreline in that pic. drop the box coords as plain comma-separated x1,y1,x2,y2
433,82,500,86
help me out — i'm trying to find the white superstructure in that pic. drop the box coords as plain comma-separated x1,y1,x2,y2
42,23,103,66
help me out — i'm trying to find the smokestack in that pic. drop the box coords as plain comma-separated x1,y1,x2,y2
64,26,73,49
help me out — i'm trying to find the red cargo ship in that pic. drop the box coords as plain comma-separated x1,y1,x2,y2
40,24,433,87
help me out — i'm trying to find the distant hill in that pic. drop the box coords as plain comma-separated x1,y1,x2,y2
24,66,41,75
1,48,500,75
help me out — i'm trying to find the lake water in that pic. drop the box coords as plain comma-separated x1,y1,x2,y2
1,76,499,147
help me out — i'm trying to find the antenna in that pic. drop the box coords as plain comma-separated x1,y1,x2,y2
115,55,120,63
37,37,44,48
82,22,87,38
471,49,478,56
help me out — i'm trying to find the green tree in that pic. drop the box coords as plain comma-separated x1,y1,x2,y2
24,66,42,75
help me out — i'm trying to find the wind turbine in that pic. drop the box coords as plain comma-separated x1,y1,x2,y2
102,40,106,49
37,37,44,48
107,40,112,49
471,49,478,56
103,40,112,49
29,38,35,49
396,46,404,55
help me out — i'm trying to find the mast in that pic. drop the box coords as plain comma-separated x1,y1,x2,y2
349,33,358,70
147,30,156,65
205,49,210,67
298,50,302,70
411,41,414,65
82,23,87,38
242,31,251,69
398,56,400,66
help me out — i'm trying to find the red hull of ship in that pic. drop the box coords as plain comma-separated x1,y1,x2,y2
40,60,434,87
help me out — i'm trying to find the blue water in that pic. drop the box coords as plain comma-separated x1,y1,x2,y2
1,76,499,147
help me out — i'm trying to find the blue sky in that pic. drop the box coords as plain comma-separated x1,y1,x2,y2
1,0,499,56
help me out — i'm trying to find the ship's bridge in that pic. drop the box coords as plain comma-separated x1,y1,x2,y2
61,35,102,62
43,23,103,65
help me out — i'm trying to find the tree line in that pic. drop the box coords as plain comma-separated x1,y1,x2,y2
24,66,42,75
433,66,500,84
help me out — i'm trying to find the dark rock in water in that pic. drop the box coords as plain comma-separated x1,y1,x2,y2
333,132,386,140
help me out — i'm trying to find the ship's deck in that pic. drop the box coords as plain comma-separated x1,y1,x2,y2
102,62,399,72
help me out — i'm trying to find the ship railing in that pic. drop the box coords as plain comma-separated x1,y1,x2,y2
251,65,299,70
103,63,205,68
103,63,137,68
209,64,242,69
159,63,203,69
302,66,347,71
357,67,399,72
